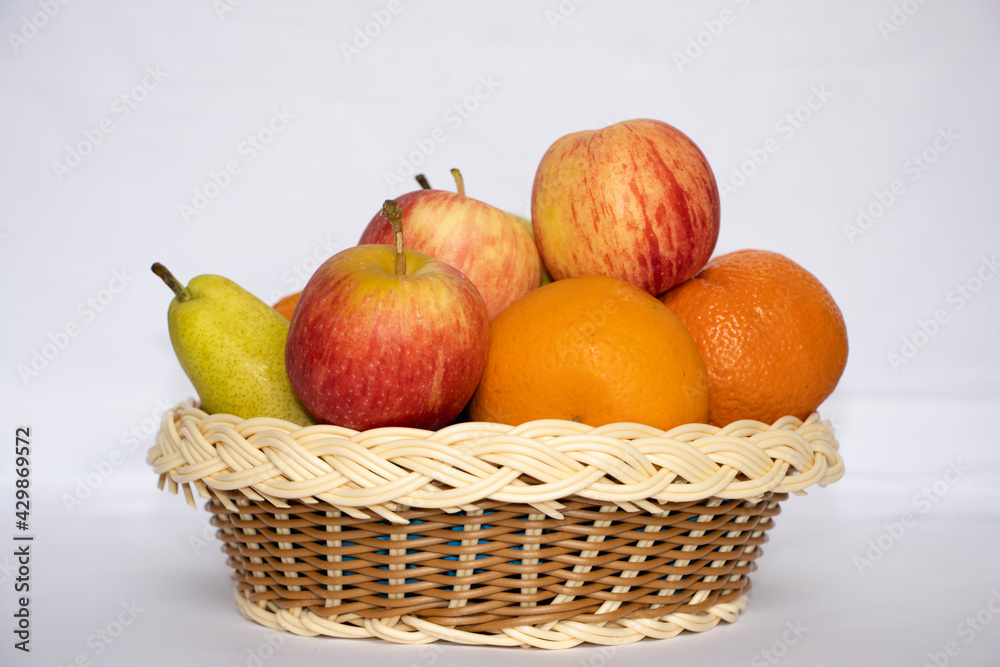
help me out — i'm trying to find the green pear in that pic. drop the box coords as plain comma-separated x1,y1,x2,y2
151,263,315,425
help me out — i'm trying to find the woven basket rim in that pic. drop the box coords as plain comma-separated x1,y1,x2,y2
148,399,843,522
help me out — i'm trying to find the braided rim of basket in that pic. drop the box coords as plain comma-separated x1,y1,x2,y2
233,587,750,649
148,399,843,523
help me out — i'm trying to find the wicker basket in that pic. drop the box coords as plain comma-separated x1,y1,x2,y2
149,399,843,649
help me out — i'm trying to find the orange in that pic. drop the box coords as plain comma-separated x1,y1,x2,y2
273,292,301,321
468,274,709,430
659,249,848,426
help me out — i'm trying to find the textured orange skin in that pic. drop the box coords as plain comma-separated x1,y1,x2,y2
272,292,300,321
531,119,720,296
360,190,543,321
468,275,709,430
659,250,849,427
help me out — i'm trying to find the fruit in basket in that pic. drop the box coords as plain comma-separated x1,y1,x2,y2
272,292,300,321
531,118,720,295
151,263,316,425
512,212,552,285
468,274,709,430
286,200,490,431
659,249,848,426
358,169,543,320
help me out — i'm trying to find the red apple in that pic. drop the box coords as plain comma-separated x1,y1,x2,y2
359,170,543,320
286,201,490,431
531,118,720,295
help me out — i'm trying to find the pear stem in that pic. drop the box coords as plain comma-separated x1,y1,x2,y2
450,168,465,196
380,200,406,275
151,263,193,302
415,174,432,190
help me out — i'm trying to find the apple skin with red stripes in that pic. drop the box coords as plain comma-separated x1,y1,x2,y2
530,119,720,296
285,244,490,431
359,183,543,322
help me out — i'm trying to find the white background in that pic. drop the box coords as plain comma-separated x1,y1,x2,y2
2,1,999,665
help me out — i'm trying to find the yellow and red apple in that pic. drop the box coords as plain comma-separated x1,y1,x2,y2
531,118,720,295
359,170,542,320
511,213,552,285
285,201,490,431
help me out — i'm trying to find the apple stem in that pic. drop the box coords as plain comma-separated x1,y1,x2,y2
380,199,406,275
151,263,193,302
450,168,465,197
415,174,431,190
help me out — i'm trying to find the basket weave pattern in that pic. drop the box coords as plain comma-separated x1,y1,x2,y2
150,400,843,648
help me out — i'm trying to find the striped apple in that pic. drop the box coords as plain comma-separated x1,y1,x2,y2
287,201,490,431
360,170,542,321
531,118,720,296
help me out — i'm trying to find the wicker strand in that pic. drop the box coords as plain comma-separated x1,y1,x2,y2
150,400,843,519
233,588,748,649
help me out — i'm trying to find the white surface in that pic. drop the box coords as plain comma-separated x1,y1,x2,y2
2,1,999,665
